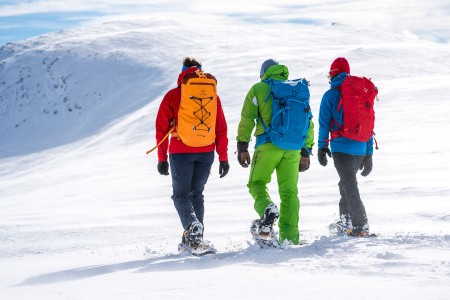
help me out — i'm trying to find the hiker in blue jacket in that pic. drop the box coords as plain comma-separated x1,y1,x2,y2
317,57,374,237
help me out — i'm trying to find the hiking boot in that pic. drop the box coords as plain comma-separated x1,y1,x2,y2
182,221,204,249
250,203,278,237
252,203,279,238
260,203,279,227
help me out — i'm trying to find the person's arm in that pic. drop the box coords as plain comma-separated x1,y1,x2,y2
237,86,259,142
304,119,315,151
215,96,228,162
155,90,175,162
318,91,333,149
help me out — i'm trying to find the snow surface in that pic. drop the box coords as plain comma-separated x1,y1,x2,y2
1,1,450,299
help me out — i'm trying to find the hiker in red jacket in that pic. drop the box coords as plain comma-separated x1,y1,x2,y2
155,57,229,253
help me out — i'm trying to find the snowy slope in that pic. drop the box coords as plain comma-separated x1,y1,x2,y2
1,1,450,299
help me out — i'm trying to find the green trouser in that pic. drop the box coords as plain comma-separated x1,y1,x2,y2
247,143,301,245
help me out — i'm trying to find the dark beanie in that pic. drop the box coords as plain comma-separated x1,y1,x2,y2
260,59,279,77
329,57,350,79
182,57,202,72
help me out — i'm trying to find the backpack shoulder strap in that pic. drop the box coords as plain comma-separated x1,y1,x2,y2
331,86,343,111
329,86,344,138
262,79,273,102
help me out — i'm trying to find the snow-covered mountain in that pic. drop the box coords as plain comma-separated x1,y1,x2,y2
0,20,187,157
1,1,450,299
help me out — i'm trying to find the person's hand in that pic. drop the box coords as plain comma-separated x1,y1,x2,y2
237,141,251,168
219,161,230,178
157,161,169,175
299,157,310,172
299,148,311,172
359,155,373,176
318,147,332,166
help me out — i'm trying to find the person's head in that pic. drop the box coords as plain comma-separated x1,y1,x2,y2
182,57,202,72
328,57,350,80
260,59,279,78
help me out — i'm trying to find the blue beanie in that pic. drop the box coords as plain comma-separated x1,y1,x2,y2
182,64,201,72
260,59,279,77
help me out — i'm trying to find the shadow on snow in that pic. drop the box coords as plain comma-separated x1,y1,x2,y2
16,233,449,286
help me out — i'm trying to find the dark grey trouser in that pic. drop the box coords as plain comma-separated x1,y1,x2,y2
332,152,368,228
169,152,214,230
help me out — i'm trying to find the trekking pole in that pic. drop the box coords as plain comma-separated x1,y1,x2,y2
146,126,175,154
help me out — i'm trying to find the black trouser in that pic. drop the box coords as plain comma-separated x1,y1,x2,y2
169,152,214,230
332,152,368,228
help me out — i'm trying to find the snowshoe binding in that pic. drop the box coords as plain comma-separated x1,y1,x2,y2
347,225,377,238
329,214,352,236
250,203,280,248
329,216,377,238
178,221,216,256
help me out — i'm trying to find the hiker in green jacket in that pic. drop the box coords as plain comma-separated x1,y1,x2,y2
236,59,315,246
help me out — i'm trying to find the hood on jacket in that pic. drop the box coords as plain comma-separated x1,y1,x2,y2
261,64,289,81
177,67,201,87
330,72,349,88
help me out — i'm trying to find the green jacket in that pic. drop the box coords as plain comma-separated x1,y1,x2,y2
237,64,315,150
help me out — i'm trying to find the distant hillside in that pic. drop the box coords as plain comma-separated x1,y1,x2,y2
0,20,185,157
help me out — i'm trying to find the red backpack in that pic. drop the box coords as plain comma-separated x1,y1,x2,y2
331,76,378,142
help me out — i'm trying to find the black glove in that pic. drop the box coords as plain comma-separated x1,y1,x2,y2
237,141,251,168
299,148,311,172
219,161,230,178
157,161,169,175
318,147,332,166
359,155,373,176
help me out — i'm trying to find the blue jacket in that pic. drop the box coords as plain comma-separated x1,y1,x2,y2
318,72,373,156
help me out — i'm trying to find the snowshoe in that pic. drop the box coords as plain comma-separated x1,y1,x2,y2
329,214,352,236
329,220,349,235
250,203,280,248
178,240,217,256
183,220,203,248
178,221,216,256
250,219,279,248
347,225,377,238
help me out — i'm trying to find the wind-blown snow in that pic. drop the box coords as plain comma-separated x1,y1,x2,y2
1,1,449,299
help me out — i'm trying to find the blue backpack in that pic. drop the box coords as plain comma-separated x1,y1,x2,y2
259,78,311,150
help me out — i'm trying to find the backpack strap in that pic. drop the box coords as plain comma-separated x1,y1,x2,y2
258,78,274,135
262,79,273,103
373,132,379,150
258,79,284,135
330,119,343,139
330,86,344,139
146,125,175,154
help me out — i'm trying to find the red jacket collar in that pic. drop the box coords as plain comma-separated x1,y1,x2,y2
177,67,201,87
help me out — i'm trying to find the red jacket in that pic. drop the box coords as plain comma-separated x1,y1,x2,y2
155,67,228,162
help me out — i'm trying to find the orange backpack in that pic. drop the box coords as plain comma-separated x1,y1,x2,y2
177,70,218,147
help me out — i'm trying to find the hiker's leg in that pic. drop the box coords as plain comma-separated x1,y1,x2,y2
276,149,300,245
191,152,214,225
333,152,368,228
247,143,284,217
169,153,197,230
